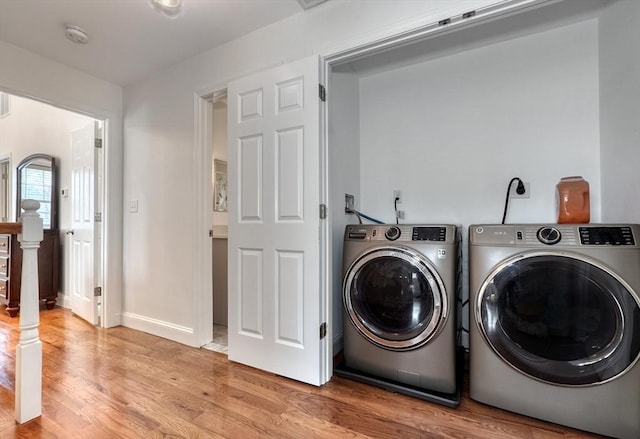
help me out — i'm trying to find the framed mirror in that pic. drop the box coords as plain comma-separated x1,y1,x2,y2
214,159,228,212
16,154,58,230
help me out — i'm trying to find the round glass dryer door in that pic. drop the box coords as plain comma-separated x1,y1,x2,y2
343,246,447,351
477,253,640,386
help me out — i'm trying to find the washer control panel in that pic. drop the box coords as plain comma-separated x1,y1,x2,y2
412,226,446,241
345,224,455,243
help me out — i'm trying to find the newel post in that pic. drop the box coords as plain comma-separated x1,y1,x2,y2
15,200,43,423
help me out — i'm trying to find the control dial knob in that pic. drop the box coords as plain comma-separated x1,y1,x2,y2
537,227,561,245
385,226,401,241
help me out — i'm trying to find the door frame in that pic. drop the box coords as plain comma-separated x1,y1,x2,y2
0,88,116,327
0,154,11,222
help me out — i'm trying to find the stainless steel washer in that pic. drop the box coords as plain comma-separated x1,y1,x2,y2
342,224,460,396
469,224,640,439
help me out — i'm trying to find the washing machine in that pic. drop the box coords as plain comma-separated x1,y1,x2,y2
469,224,640,439
341,224,460,400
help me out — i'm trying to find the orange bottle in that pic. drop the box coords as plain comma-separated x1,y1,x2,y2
556,176,590,224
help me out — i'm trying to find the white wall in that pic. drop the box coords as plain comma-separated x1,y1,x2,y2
122,0,501,345
599,0,640,223
359,19,601,226
0,41,124,327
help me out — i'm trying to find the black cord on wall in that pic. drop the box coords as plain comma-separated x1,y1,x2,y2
501,177,525,224
394,197,400,224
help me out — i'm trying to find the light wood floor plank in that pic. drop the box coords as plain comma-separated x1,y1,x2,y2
0,308,602,438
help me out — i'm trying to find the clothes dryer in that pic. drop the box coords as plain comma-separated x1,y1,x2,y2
341,224,460,398
469,224,640,439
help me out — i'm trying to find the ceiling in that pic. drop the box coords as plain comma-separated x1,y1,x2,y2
0,0,323,87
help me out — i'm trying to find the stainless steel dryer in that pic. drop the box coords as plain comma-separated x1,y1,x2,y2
469,224,640,439
341,224,460,398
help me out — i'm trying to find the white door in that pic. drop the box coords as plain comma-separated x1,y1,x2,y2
227,56,325,385
70,122,98,324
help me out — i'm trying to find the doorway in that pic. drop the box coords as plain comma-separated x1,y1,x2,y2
202,93,229,354
0,92,105,324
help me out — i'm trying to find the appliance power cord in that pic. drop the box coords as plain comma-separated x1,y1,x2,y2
501,177,525,224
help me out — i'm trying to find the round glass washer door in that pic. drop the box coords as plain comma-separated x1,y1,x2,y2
343,246,448,351
477,252,640,386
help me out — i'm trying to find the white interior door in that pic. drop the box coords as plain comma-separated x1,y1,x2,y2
70,122,97,324
227,55,325,385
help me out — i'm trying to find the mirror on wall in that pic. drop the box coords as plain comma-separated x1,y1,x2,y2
16,154,58,230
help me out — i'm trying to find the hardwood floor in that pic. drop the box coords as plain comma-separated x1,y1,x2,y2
0,307,602,438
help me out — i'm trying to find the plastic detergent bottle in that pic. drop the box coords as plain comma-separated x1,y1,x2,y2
556,176,590,224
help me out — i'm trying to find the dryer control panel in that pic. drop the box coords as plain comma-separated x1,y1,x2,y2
470,224,640,247
579,226,635,245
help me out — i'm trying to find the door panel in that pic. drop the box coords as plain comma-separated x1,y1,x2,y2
239,249,262,337
228,55,323,385
277,128,304,221
70,122,97,325
238,136,262,221
276,250,304,347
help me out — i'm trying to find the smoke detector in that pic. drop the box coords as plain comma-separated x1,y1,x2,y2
297,0,328,9
65,25,89,44
150,0,183,18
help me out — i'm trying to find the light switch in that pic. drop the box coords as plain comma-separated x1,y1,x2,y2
129,199,138,213
61,188,69,198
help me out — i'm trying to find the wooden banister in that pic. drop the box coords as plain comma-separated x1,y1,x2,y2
0,222,22,235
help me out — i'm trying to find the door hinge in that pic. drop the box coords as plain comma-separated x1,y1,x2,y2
94,212,102,222
319,84,326,102
209,229,213,238
462,10,477,19
319,204,327,219
95,138,103,148
320,322,327,340
94,286,102,297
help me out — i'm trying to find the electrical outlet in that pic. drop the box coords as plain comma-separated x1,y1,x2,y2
393,190,402,204
345,194,354,213
510,182,530,199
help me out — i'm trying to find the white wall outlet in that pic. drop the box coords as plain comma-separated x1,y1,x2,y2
393,190,402,204
510,182,530,199
345,194,354,213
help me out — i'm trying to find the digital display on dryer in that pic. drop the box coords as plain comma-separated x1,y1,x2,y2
412,227,446,241
579,227,635,245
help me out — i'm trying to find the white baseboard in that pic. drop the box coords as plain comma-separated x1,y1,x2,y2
121,312,196,347
56,293,70,309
